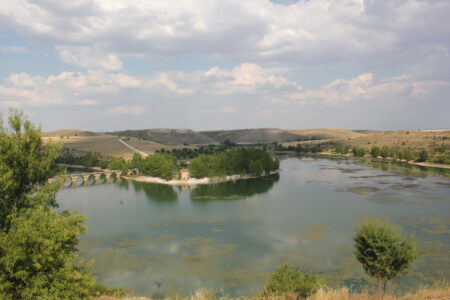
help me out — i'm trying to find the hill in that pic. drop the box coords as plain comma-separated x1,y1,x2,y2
201,128,302,144
42,129,100,137
108,129,218,145
286,128,370,141
345,130,450,151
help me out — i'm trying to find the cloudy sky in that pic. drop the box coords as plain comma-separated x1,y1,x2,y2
0,0,449,131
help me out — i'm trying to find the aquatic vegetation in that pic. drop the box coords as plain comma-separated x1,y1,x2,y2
335,186,380,195
193,244,238,257
403,215,450,234
210,228,224,233
183,237,215,248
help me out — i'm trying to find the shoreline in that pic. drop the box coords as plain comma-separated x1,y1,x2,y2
275,151,450,170
123,170,280,186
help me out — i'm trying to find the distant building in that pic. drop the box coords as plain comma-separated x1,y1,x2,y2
180,169,190,180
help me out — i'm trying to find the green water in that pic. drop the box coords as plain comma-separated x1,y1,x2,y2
56,156,450,297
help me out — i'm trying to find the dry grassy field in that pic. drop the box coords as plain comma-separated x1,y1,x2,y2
94,285,450,300
345,130,450,151
42,130,194,159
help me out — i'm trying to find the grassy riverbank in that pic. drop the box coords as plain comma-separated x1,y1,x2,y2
95,284,450,300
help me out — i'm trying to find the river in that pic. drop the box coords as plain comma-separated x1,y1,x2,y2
56,156,450,297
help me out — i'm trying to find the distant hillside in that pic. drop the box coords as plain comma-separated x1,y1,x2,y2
42,129,100,137
109,129,218,145
286,128,369,140
201,128,302,144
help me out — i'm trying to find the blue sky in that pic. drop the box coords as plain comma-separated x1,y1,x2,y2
0,0,449,131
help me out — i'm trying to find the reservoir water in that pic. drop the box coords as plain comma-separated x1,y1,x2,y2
57,156,450,297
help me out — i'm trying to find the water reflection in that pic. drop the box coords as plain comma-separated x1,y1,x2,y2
190,174,280,201
132,181,178,202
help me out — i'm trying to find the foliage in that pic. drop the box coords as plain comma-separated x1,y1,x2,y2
370,146,381,157
352,146,368,157
0,110,61,229
0,110,97,299
335,145,350,155
353,220,417,295
189,149,279,178
129,153,144,169
0,206,96,300
417,149,429,162
249,159,264,175
263,264,321,299
108,157,128,172
142,153,178,180
380,146,393,158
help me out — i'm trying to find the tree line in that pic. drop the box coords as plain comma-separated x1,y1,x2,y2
188,148,280,178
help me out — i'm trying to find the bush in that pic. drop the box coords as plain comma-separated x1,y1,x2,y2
354,220,417,296
352,146,367,157
371,146,381,157
263,264,320,299
417,149,429,162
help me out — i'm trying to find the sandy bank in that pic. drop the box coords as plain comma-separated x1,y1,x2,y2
124,170,280,186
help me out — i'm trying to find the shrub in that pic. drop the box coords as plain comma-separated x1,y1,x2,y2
263,264,320,299
371,146,381,157
354,220,417,296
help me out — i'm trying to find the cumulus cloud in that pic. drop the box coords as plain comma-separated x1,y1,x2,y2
1,62,448,111
57,46,123,70
106,104,146,116
1,0,449,69
289,73,449,105
218,106,239,113
0,45,27,53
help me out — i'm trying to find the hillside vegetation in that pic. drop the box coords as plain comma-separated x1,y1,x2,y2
201,128,301,144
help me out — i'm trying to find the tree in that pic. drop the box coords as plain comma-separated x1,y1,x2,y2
353,220,417,297
263,264,320,299
0,110,97,299
0,110,60,229
417,149,429,162
142,153,177,180
0,207,95,299
108,157,128,172
371,146,381,157
129,153,144,169
249,160,264,175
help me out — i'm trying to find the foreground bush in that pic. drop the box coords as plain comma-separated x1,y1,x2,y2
354,220,417,297
263,264,321,299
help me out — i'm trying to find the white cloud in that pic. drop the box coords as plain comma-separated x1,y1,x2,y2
1,0,449,68
106,104,146,116
0,45,27,53
290,73,449,105
218,106,239,113
57,46,123,70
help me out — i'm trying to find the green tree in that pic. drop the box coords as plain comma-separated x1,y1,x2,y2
129,153,144,169
371,146,381,157
353,220,417,296
0,207,95,299
263,264,320,299
380,146,392,158
142,153,177,180
0,110,97,299
352,146,367,157
108,157,128,172
249,160,264,175
417,149,429,162
0,110,60,229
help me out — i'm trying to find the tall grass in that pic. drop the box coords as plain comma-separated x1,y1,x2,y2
95,284,450,300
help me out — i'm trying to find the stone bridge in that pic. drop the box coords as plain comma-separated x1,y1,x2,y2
49,169,139,187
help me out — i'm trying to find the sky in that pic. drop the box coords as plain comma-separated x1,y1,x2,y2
0,0,449,132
